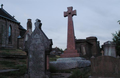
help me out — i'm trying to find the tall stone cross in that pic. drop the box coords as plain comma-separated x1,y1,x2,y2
61,7,79,57
64,7,76,50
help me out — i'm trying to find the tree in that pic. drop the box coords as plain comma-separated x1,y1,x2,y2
112,30,120,56
118,20,120,24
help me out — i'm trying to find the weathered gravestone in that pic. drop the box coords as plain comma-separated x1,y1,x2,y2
26,19,52,78
90,56,120,78
103,41,116,57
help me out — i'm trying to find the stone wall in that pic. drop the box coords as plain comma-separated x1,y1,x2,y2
76,36,100,59
91,56,120,77
0,18,19,49
18,38,24,49
0,18,6,48
86,37,98,56
0,33,1,44
76,39,92,58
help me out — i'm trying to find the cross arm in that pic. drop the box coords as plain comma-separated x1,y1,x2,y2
72,10,77,16
64,12,68,17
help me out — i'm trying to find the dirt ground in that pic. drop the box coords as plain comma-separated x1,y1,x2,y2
52,73,72,78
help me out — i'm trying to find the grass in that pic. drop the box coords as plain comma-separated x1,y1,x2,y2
0,49,27,78
14,64,27,76
0,62,27,78
0,52,11,56
50,65,91,78
0,64,27,78
0,49,26,56
49,65,58,73
49,55,60,61
49,64,73,73
69,67,91,78
19,59,26,63
0,61,15,68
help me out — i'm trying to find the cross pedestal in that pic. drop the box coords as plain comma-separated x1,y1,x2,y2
61,7,79,58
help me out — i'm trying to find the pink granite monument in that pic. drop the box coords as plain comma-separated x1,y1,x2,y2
61,7,79,57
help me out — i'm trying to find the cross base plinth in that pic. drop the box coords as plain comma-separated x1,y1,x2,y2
60,49,80,58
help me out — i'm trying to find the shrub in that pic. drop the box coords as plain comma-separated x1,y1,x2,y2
69,68,90,78
49,65,58,73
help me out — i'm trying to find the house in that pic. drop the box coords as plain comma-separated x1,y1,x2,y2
0,4,26,49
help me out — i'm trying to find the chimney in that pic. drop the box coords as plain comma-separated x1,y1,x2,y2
27,19,32,35
27,19,32,30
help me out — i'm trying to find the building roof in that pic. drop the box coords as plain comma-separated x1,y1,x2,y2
19,25,26,30
0,5,20,24
19,25,26,38
0,4,26,38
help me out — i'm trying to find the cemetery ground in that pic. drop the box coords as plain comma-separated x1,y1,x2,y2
0,49,27,78
50,65,91,78
49,55,91,78
0,49,91,78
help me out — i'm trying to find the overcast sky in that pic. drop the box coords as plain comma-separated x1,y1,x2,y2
1,0,120,50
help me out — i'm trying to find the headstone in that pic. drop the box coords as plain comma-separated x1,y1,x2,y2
26,19,52,78
103,41,116,57
90,56,120,78
61,6,79,57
